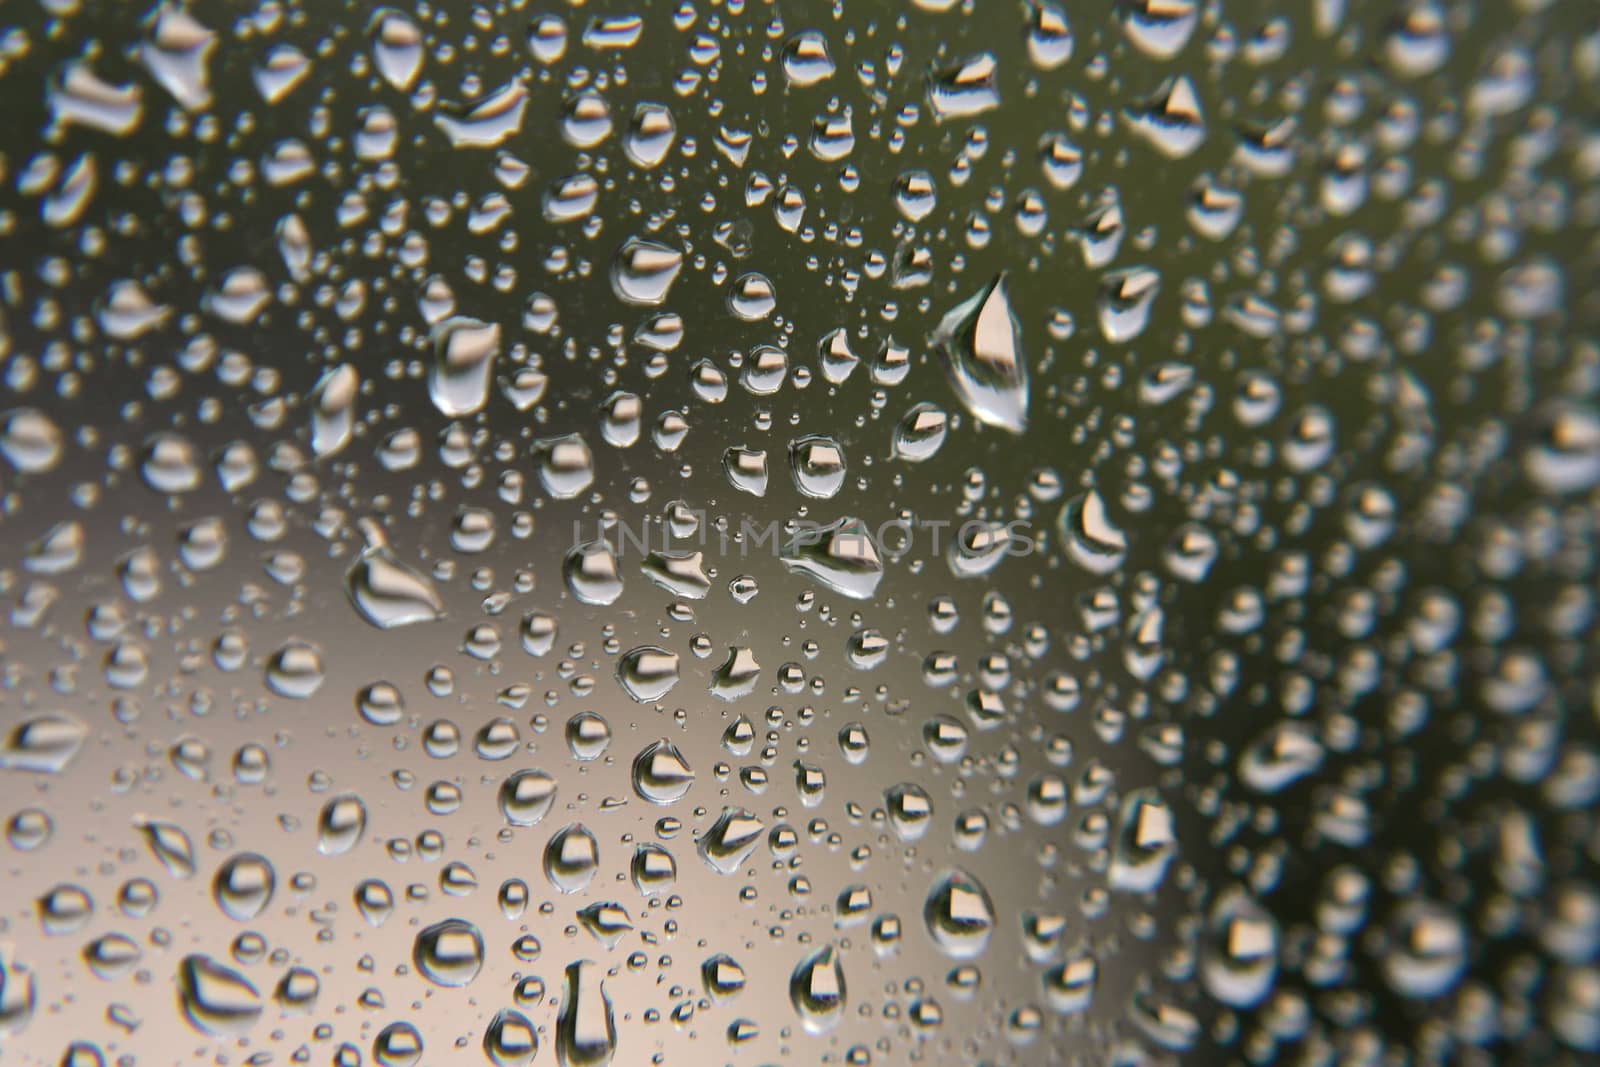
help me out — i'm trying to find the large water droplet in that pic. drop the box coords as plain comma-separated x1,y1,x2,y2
485,1009,539,1066
213,853,275,922
617,646,681,703
1201,887,1280,1008
413,918,484,988
545,823,600,894
632,739,695,805
178,954,262,1036
612,237,683,305
429,317,500,417
931,273,1029,434
346,520,444,630
699,807,765,875
1110,789,1178,892
557,961,617,1067
924,868,995,959
782,517,884,600
789,944,847,1033
317,794,367,856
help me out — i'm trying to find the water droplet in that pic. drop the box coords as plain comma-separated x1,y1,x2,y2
178,954,262,1036
373,1021,424,1066
577,902,634,949
927,53,999,119
545,823,600,894
136,817,196,879
566,540,624,605
924,869,995,958
1122,0,1198,58
413,918,484,987
309,364,358,458
0,713,86,773
1110,789,1178,892
1125,76,1205,158
633,739,696,805
790,944,847,1033
783,31,835,85
1382,900,1467,998
346,521,444,629
1201,887,1280,1008
317,794,367,856
1097,267,1160,343
932,274,1029,434
612,237,683,305
557,960,617,1067
789,435,847,498
265,641,325,699
782,518,884,600
141,4,216,112
370,9,423,89
429,317,500,417
617,646,681,703
892,404,949,463
699,807,765,875
566,711,612,761
213,853,275,922
632,844,677,893
886,782,935,840
485,1008,539,1066
1058,490,1128,575
0,409,64,473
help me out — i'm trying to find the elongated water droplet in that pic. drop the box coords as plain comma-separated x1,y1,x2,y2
346,520,444,629
137,817,196,879
308,364,358,458
317,794,367,856
557,961,617,1067
0,713,86,773
1110,789,1178,892
545,823,600,894
782,517,884,600
789,944,847,1033
931,273,1028,434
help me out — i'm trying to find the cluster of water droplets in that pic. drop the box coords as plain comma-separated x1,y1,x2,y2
0,0,1596,1064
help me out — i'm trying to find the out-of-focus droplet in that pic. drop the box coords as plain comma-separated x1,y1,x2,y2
178,954,262,1036
309,364,358,458
213,853,275,922
317,794,367,856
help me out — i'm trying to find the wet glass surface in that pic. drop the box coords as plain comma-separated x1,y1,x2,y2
0,1,1597,1064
